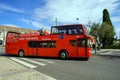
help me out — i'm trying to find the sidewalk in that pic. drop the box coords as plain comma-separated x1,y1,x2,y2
0,57,56,80
92,49,120,57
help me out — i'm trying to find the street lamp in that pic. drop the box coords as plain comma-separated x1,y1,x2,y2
55,18,58,26
76,18,79,24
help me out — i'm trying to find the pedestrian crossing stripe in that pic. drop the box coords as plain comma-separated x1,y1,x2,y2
10,57,37,68
37,59,54,64
10,57,55,69
20,58,46,66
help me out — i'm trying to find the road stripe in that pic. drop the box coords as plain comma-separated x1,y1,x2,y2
10,57,37,68
21,58,46,66
38,59,54,64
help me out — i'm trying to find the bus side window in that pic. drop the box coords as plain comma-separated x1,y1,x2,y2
28,41,37,48
38,41,56,48
78,39,86,47
70,40,77,46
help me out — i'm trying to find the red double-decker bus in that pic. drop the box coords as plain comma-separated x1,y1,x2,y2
5,24,93,60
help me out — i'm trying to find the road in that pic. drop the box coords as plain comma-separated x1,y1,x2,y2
0,51,120,80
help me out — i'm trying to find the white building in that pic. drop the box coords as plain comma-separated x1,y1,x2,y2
0,25,37,46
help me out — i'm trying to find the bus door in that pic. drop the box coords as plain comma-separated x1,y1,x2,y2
28,41,38,56
69,40,78,57
77,38,86,57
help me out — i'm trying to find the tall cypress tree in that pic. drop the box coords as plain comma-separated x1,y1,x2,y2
103,9,113,26
101,9,115,47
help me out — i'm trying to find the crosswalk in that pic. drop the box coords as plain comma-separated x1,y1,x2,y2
10,57,55,69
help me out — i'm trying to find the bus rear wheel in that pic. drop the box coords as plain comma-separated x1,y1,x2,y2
18,50,24,57
59,50,69,59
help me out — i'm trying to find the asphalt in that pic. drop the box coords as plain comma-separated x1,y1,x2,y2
0,48,120,80
34,55,120,80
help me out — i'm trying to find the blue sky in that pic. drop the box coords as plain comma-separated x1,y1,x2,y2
0,0,120,38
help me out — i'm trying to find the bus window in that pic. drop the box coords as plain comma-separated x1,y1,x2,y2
59,30,67,34
59,26,67,34
70,40,77,46
78,39,86,47
51,27,58,34
28,41,37,48
68,26,83,35
87,39,91,47
51,25,84,35
38,41,56,48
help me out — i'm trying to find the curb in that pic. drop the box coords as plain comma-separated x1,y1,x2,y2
92,51,120,58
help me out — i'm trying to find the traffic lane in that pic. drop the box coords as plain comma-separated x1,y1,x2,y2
35,56,120,80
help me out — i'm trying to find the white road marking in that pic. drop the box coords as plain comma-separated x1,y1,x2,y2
39,72,57,80
38,59,54,64
10,57,37,68
21,58,46,66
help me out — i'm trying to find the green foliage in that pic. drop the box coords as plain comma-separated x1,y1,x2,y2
102,43,120,49
89,9,115,48
90,22,115,48
101,9,115,47
90,22,100,38
103,9,113,26
100,22,115,47
90,22,101,49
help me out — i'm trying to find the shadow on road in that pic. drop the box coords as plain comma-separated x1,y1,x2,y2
0,53,89,61
0,53,18,57
22,56,89,61
95,54,120,59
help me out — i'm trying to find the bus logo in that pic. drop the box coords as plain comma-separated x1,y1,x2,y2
59,35,64,39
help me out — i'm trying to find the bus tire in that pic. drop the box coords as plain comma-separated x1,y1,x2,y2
18,50,24,57
59,50,69,60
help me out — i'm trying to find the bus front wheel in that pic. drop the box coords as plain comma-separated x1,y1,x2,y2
18,50,24,57
59,50,69,59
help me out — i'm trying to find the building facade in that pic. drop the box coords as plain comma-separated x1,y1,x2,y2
0,25,37,46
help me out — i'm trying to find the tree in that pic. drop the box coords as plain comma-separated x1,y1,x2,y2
100,22,115,47
101,9,115,47
90,22,101,53
103,9,113,26
90,22,100,41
